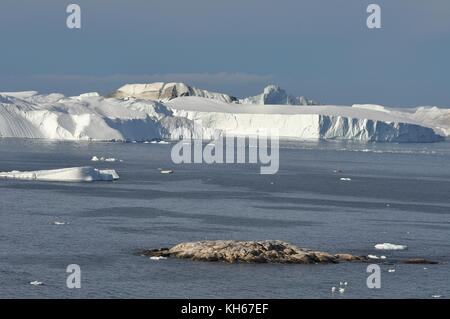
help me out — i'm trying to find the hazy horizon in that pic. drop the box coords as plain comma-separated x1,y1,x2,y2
1,0,449,107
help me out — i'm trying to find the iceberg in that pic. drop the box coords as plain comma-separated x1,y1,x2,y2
240,85,318,106
0,86,446,143
374,243,407,250
91,156,121,162
0,167,119,182
166,97,444,142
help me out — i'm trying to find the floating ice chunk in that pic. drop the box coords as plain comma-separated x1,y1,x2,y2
159,169,174,174
0,167,119,182
99,169,120,180
368,255,379,259
91,156,121,162
52,221,67,225
331,287,336,293
338,288,345,293
30,281,43,286
340,177,352,181
431,295,442,298
375,243,407,250
388,269,396,273
149,256,167,261
150,140,170,144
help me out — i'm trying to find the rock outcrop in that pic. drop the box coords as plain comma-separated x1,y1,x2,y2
403,258,439,265
139,240,366,264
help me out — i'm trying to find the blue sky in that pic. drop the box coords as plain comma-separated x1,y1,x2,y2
0,0,449,106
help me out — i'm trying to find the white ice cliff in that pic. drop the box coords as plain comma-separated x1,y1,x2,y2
0,86,447,143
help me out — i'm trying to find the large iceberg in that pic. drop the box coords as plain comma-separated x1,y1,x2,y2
0,87,446,143
166,97,443,142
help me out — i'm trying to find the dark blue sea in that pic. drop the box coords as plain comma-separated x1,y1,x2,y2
0,138,449,298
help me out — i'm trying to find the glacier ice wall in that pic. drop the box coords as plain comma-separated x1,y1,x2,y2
0,92,445,143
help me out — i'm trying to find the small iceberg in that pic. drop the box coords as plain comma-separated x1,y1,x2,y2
332,282,347,294
0,167,119,182
149,256,167,261
159,169,174,174
150,140,170,145
52,221,67,225
340,177,352,181
29,281,44,286
91,156,122,162
375,243,407,250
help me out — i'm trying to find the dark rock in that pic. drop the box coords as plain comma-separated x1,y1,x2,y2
403,258,439,265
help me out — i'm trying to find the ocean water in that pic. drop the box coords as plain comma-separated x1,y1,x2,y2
0,138,449,299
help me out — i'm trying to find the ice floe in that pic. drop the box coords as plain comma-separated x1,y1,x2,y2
0,167,119,182
52,221,68,225
149,256,168,261
29,281,44,286
91,156,122,162
374,243,407,250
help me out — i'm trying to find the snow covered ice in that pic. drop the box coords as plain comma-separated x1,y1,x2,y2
0,167,119,182
110,82,238,103
0,83,447,143
240,85,318,106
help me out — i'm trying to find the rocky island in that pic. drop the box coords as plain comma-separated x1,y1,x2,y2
139,240,367,264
